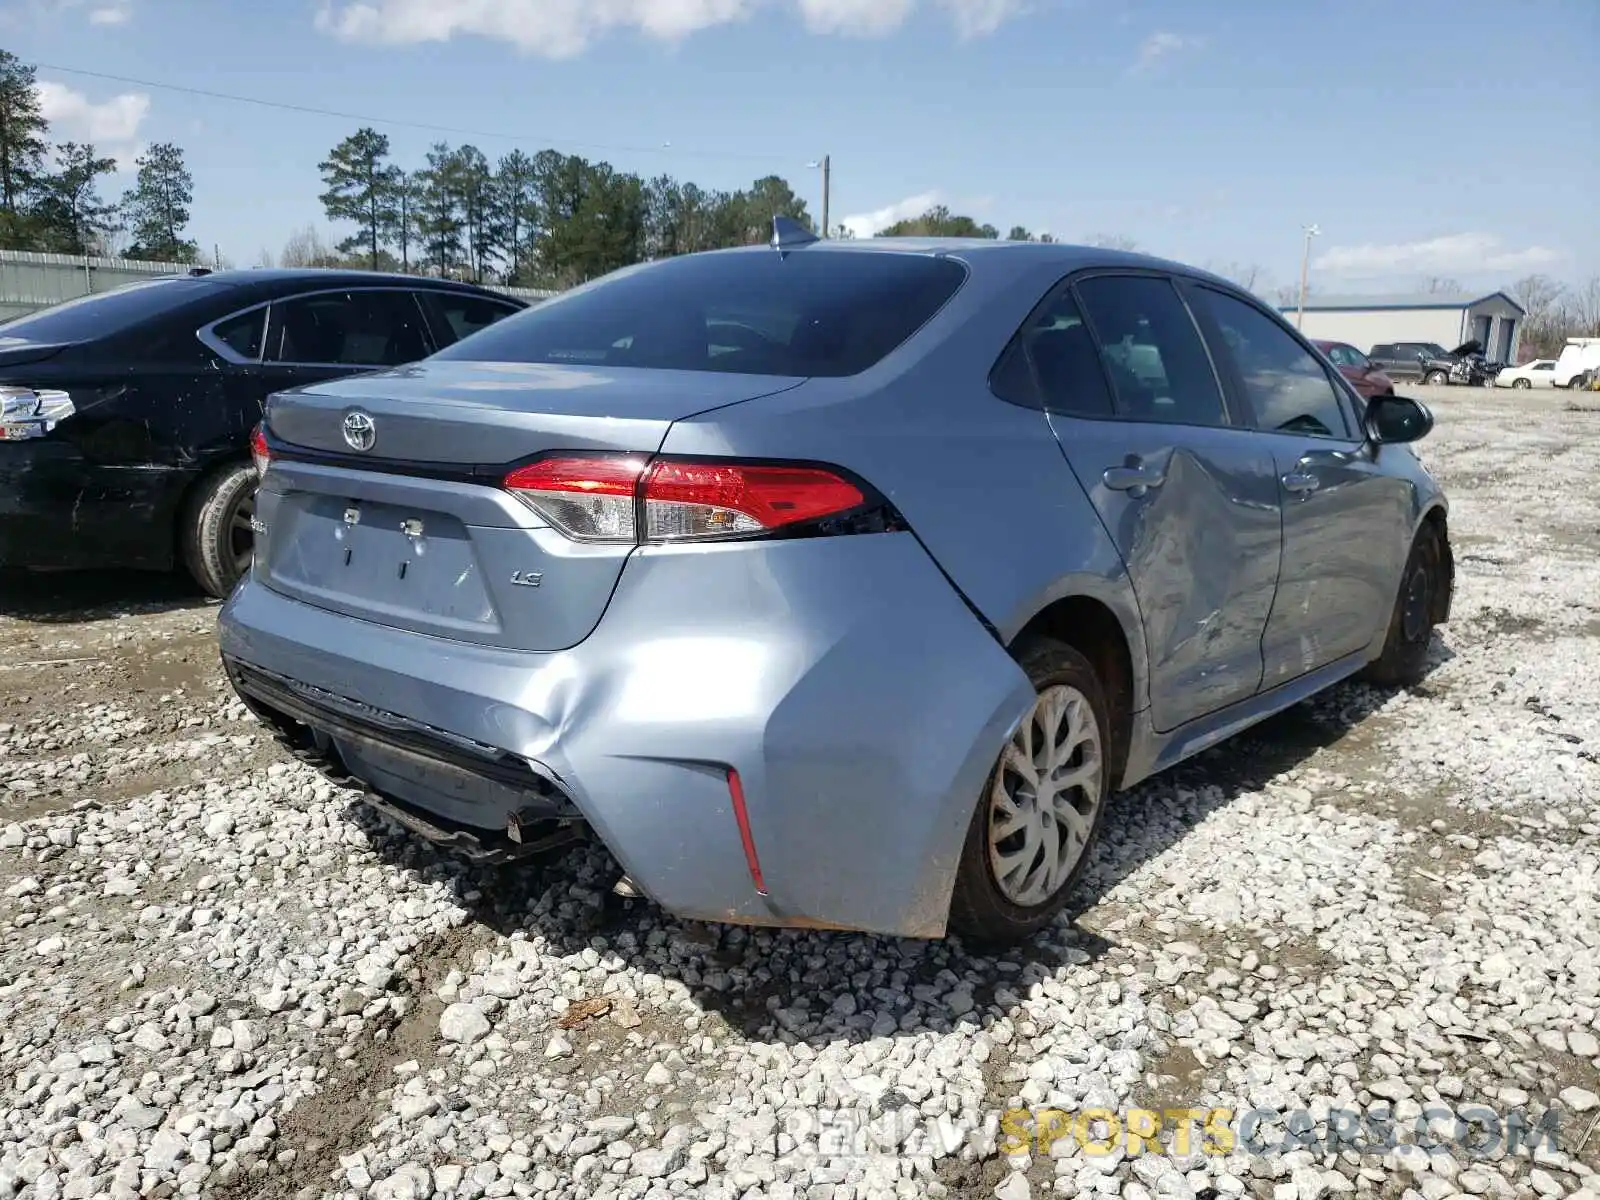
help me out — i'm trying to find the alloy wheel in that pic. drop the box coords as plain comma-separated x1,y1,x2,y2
987,684,1104,907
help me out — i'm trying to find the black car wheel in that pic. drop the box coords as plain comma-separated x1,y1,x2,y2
181,462,258,599
1362,525,1444,688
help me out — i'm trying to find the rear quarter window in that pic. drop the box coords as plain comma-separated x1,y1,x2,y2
430,250,968,377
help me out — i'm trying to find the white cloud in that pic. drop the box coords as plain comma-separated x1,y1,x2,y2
35,80,149,171
31,0,133,25
314,0,1025,56
837,190,941,237
795,0,915,36
1313,233,1559,277
89,1,133,24
1135,30,1203,70
938,0,1027,38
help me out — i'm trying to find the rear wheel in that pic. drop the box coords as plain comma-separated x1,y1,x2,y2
1362,525,1443,688
180,462,257,599
948,638,1111,945
1512,377,1531,390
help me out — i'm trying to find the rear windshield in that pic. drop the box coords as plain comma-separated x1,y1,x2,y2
432,250,968,377
0,277,225,346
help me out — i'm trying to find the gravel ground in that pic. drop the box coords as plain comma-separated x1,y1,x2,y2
1,385,1597,1200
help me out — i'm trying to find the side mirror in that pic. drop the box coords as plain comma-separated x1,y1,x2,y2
1366,394,1434,444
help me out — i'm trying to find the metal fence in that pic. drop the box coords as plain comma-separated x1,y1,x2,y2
0,248,557,323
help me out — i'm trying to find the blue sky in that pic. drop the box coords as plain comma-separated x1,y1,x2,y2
3,0,1596,295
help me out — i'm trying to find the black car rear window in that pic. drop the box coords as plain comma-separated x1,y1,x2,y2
431,250,968,377
0,277,226,345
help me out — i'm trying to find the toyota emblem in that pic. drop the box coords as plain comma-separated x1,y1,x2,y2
342,410,376,452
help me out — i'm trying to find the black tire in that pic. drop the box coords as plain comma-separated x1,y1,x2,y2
1362,526,1442,688
948,637,1113,945
1512,378,1531,389
1425,370,1450,386
180,462,258,599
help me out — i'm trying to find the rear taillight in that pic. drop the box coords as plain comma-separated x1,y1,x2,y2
250,424,270,477
503,456,649,542
0,387,74,442
502,455,871,544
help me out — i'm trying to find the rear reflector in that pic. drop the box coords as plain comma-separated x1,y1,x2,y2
503,455,867,545
726,767,768,895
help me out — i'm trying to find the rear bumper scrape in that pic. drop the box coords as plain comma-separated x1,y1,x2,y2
220,530,1036,938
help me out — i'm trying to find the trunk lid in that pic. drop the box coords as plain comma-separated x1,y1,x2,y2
258,360,803,651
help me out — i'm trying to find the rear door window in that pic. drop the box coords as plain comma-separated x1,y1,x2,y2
425,292,523,346
429,250,967,377
1073,274,1231,427
266,290,432,367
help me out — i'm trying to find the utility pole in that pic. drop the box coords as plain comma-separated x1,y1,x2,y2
1296,223,1320,329
821,154,830,240
808,156,831,238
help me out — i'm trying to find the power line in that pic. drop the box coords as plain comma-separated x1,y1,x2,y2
31,61,786,167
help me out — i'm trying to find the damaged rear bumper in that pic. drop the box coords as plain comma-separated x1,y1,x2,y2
219,531,1034,938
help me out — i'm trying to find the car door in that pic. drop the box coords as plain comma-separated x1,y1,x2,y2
1184,282,1412,686
254,287,437,408
995,272,1283,733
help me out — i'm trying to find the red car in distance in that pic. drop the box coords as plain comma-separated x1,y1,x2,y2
1312,339,1396,399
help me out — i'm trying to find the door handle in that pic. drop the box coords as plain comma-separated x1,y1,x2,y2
1282,471,1320,495
1102,463,1166,495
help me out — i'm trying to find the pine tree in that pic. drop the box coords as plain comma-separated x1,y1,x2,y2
32,142,119,255
0,51,49,246
121,142,199,262
318,127,397,271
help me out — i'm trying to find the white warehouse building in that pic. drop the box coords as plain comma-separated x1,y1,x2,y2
1279,291,1526,363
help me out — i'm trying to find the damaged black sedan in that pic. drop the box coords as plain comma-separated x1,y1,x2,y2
0,269,523,597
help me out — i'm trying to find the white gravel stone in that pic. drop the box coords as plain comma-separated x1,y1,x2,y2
1560,1085,1599,1112
438,1003,491,1045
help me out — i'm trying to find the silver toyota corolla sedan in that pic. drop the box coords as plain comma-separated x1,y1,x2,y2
218,225,1453,944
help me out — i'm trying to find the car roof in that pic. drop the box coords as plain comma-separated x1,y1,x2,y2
191,268,514,296
692,237,1250,293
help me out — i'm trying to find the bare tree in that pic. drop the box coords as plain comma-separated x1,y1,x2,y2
280,224,333,268
1421,276,1463,294
1207,260,1269,293
254,246,275,269
1568,276,1600,337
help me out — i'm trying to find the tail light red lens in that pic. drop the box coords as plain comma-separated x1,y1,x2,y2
503,456,648,542
250,424,270,477
502,455,868,544
642,461,864,541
